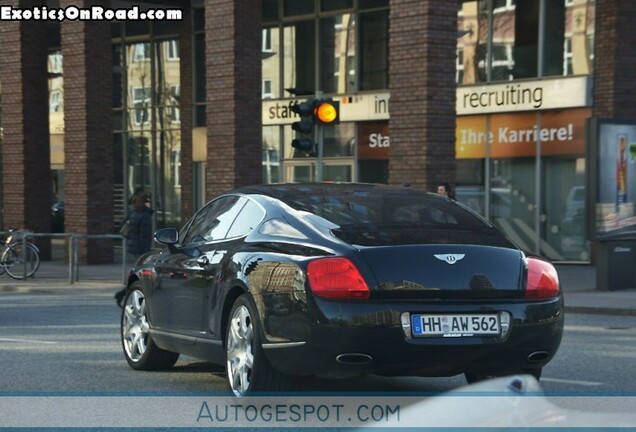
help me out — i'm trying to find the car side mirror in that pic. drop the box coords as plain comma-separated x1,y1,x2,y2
154,227,179,245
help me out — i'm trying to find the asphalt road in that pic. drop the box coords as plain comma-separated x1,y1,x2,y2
1,286,635,413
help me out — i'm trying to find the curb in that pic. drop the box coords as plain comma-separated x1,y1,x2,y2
0,282,124,294
564,306,636,317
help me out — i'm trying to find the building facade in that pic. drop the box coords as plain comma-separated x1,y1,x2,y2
0,0,634,263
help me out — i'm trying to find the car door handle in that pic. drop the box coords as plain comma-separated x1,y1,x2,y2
196,256,209,267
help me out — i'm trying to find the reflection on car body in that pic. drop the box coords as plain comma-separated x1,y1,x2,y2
119,183,563,396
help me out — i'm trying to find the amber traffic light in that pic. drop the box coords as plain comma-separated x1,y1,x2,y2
314,100,340,125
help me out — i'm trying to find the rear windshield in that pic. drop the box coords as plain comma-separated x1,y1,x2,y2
280,190,490,229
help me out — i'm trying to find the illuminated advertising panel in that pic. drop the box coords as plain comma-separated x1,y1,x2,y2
587,118,636,240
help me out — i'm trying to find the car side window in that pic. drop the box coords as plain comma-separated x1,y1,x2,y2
182,201,216,245
182,196,246,245
206,196,247,242
226,199,266,239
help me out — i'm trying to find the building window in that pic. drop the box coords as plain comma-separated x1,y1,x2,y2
171,150,181,187
359,9,388,90
168,85,180,123
459,0,593,82
262,126,281,184
492,0,515,13
132,87,151,125
166,40,179,60
320,13,357,93
49,52,63,74
49,90,62,113
283,19,316,93
262,28,273,52
270,2,389,94
563,37,573,75
133,43,151,62
262,80,273,99
456,48,464,84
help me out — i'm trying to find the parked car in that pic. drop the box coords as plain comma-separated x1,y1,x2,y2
564,185,585,224
119,183,563,396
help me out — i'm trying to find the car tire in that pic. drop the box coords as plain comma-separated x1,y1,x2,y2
121,282,179,370
225,293,291,396
465,367,542,384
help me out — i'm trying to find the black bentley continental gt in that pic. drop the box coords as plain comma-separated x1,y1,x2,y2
120,183,563,396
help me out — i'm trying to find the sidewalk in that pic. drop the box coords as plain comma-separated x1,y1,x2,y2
1,260,635,316
555,264,636,316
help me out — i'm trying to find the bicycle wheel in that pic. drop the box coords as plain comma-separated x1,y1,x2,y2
0,249,5,276
3,243,40,279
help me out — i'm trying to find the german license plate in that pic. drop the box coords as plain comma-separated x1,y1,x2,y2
411,314,500,337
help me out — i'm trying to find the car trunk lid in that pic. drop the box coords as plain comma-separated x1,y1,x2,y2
357,244,525,300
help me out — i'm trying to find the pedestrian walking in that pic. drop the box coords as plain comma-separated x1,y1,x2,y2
115,189,154,307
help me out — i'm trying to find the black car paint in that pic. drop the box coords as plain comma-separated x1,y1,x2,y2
127,183,564,379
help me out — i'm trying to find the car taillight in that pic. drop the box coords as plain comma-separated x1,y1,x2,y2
307,257,370,300
525,257,560,299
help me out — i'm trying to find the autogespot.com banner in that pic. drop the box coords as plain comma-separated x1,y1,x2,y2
2,393,636,428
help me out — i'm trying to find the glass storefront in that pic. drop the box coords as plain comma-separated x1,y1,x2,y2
455,0,594,262
262,0,389,183
457,0,595,84
112,22,182,228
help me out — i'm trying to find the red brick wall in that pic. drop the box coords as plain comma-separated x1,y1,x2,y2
388,0,457,192
205,0,262,200
593,0,636,119
0,0,52,258
61,0,114,263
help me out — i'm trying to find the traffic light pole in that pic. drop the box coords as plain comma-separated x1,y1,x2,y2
316,123,324,182
315,91,324,182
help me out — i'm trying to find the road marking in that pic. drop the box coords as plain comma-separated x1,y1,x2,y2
0,338,57,345
542,377,604,386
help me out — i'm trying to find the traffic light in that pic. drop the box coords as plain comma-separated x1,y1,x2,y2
291,99,316,134
290,97,340,157
291,98,317,156
314,99,340,125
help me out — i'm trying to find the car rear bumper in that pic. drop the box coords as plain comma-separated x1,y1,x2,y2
260,294,564,378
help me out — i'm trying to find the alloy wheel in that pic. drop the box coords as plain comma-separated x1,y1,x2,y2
226,304,255,396
122,290,150,363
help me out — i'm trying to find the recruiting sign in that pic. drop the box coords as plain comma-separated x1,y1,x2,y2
457,76,591,115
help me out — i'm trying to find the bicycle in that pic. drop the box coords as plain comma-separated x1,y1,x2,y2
0,229,41,279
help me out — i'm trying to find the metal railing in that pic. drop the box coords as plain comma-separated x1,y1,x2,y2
17,232,128,285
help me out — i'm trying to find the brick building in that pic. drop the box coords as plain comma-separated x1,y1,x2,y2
0,0,634,263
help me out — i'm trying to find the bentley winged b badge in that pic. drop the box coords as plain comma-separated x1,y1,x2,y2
434,254,466,265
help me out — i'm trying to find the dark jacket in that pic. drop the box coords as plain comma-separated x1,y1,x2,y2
127,207,153,256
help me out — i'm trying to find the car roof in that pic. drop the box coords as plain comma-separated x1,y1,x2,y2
233,182,438,200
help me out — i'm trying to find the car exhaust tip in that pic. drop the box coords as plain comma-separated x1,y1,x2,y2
336,353,373,365
527,351,550,363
